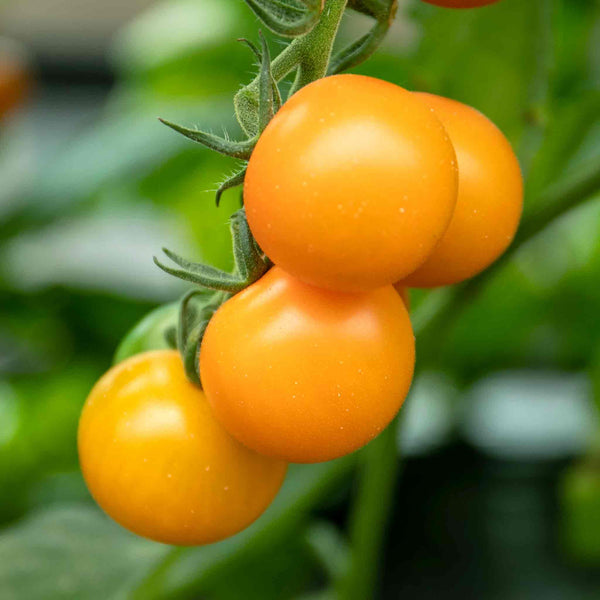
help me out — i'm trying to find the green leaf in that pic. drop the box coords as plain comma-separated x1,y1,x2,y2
258,32,275,132
113,302,179,364
242,0,322,38
0,505,168,600
216,168,246,207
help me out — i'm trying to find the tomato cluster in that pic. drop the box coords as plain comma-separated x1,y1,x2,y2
79,71,521,545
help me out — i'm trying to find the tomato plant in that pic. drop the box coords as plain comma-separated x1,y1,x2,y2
401,92,523,287
78,350,287,545
244,74,458,292
200,267,415,463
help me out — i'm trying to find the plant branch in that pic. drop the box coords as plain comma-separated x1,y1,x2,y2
337,417,401,600
290,0,349,92
235,0,349,135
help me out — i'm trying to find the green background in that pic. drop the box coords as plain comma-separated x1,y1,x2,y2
0,0,600,597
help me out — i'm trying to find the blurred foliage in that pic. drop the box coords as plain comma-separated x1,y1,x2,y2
1,0,600,598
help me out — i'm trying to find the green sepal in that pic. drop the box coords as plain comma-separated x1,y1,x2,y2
216,168,247,206
176,290,224,386
235,87,260,138
347,0,395,20
235,33,281,138
158,118,257,160
156,210,272,386
154,249,247,293
164,326,177,349
154,209,270,295
230,208,269,282
258,32,275,132
242,0,323,38
329,0,397,74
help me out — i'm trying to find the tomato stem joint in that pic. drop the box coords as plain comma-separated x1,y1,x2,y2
154,209,271,384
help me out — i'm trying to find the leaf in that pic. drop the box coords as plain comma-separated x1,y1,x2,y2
0,505,168,600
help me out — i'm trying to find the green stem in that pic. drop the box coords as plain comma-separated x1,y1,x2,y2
337,417,401,600
291,0,349,92
234,0,349,134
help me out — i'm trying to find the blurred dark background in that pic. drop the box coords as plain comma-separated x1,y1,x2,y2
1,0,600,598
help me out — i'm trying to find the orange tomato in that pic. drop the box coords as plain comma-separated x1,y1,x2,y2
244,74,458,292
78,350,286,546
401,93,522,287
421,0,500,7
200,267,415,463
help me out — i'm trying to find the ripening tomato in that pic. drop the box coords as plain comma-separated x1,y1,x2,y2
78,350,286,546
421,0,501,7
244,74,458,292
200,267,415,463
401,93,523,287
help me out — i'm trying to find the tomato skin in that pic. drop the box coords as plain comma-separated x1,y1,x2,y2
401,93,523,287
78,350,286,546
421,0,500,7
200,267,415,464
244,74,458,293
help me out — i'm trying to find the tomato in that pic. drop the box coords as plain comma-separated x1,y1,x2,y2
244,74,458,292
401,93,522,287
421,0,501,7
113,303,178,365
78,350,287,546
200,267,415,463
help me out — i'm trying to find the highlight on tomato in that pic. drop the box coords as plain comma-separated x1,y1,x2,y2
78,350,287,546
401,92,523,288
200,267,415,464
421,0,501,8
244,73,458,293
